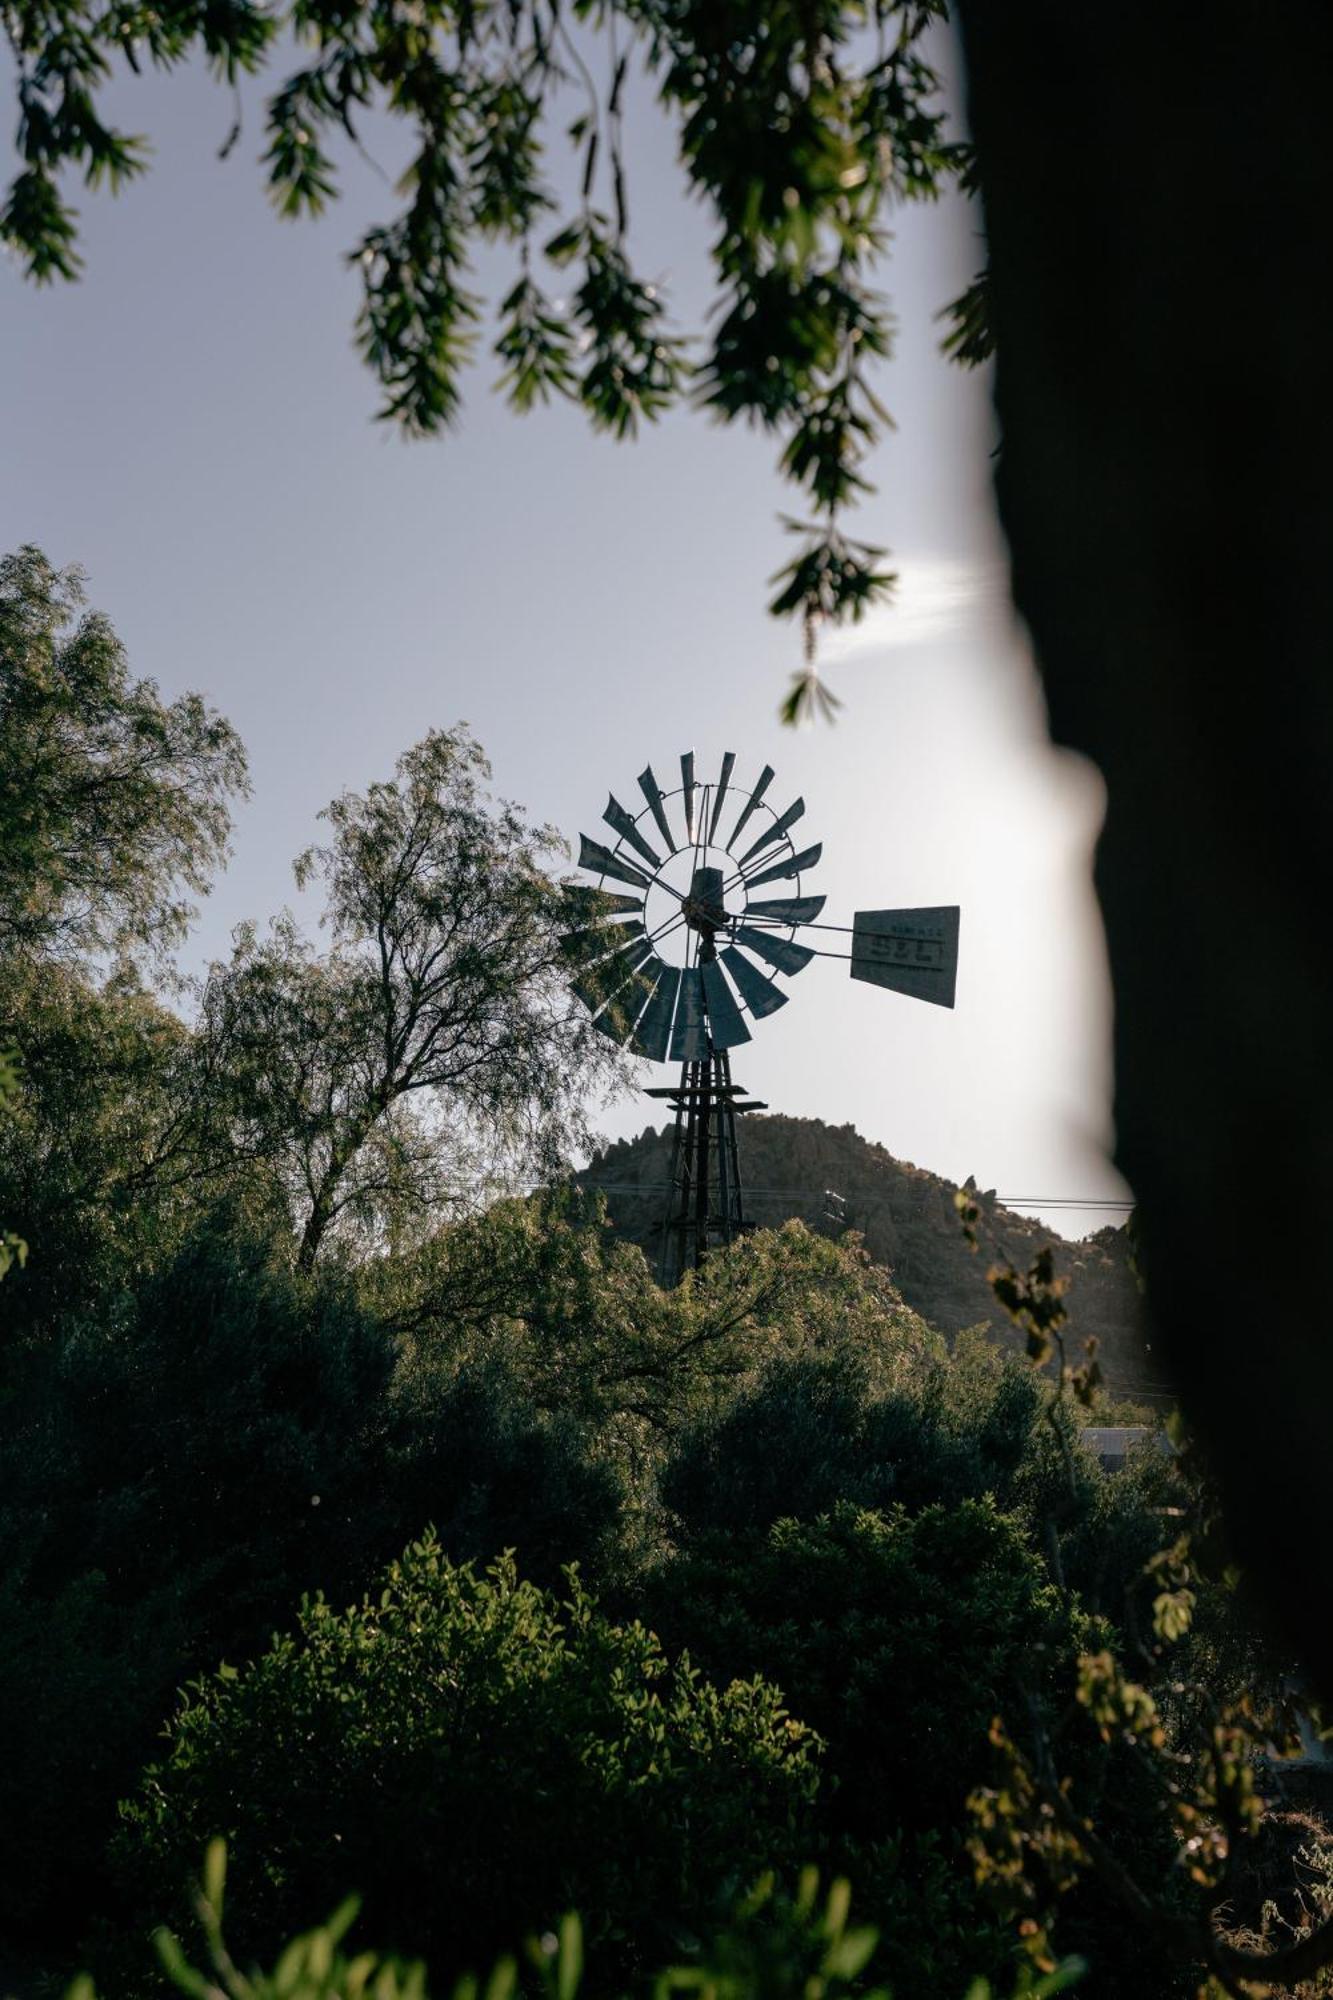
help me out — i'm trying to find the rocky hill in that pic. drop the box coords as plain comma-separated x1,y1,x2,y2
580,1113,1164,1406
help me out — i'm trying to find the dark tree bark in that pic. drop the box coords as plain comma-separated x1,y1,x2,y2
953,4,1333,1683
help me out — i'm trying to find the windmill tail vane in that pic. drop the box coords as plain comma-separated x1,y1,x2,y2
562,749,960,1283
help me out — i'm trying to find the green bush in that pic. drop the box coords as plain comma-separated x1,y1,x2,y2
645,1498,1087,1845
114,1536,821,1986
658,1347,1047,1552
383,1209,941,1467
78,1841,1086,2000
0,1217,630,1949
641,1500,1091,1995
0,1214,394,1939
381,1351,634,1588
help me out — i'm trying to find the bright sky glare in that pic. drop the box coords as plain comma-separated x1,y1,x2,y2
0,35,1134,1236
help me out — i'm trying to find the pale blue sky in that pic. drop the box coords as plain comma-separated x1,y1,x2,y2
0,34,1133,1233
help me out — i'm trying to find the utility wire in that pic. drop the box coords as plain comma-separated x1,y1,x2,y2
485,1175,1134,1212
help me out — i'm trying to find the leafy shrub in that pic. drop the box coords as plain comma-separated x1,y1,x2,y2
0,1214,393,1940
658,1354,899,1543
641,1500,1093,1995
658,1346,1047,1553
646,1499,1087,1844
28,1215,395,1634
385,1210,940,1459
0,1219,627,1948
79,1841,1086,2000
0,1558,192,1944
0,959,204,1337
657,1336,1193,1636
384,1352,634,1587
114,1536,821,1985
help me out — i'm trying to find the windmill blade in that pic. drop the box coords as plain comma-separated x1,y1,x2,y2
560,918,646,966
594,963,656,1043
733,924,815,975
850,906,960,1008
680,751,697,842
744,894,827,925
721,945,788,1018
636,766,676,854
728,763,774,852
570,940,644,1015
701,959,751,1050
707,752,736,844
631,965,681,1062
560,885,644,922
603,794,663,871
570,963,617,1016
604,951,659,1041
571,938,654,1022
578,832,653,892
737,795,806,867
743,841,823,891
669,966,708,1060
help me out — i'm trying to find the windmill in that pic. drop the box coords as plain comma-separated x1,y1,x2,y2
563,750,959,1282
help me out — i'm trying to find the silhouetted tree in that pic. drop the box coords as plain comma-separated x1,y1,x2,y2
199,728,622,1266
0,547,247,966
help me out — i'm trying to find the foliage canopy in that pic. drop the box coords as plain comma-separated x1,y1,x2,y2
0,7,988,694
4,575,1325,1996
117,1534,822,1980
0,546,247,966
198,726,620,1267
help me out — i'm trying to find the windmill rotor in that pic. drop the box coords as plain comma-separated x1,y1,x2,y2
564,749,960,1281
563,751,828,1060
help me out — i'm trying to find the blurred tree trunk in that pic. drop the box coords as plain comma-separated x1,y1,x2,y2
954,4,1333,1680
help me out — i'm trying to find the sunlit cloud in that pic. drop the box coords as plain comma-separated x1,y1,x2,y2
820,553,1010,661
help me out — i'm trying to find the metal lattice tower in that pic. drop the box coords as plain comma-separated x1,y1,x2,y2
563,751,961,1284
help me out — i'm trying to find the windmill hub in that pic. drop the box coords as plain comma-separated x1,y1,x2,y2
683,866,726,936
564,749,961,1283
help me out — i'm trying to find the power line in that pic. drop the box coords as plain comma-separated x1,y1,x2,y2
556,1178,1134,1213
463,1172,1135,1217
995,1198,1135,1210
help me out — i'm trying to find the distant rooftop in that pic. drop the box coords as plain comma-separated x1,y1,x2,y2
1081,1426,1173,1472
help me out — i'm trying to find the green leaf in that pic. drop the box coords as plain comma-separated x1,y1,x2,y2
481,1955,517,2000
152,1928,213,2000
556,1914,582,2000
202,1835,226,1918
827,1924,877,1978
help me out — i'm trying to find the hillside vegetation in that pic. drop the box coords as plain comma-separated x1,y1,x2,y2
3,557,1322,1999
582,1116,1159,1404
